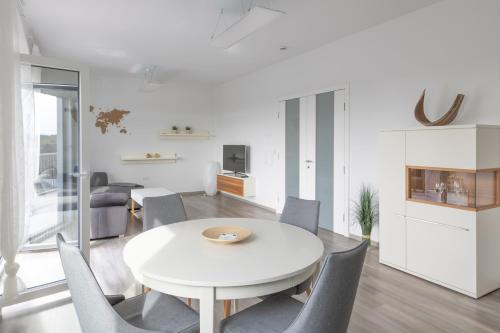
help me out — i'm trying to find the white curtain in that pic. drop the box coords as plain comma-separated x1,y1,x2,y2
22,65,37,243
22,65,38,196
0,0,32,301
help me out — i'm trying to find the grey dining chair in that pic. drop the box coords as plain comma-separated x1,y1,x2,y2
227,196,319,316
56,234,199,333
141,193,192,306
142,194,188,231
280,196,320,235
280,196,320,296
220,240,368,333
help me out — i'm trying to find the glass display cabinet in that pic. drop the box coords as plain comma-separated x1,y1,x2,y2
407,167,500,210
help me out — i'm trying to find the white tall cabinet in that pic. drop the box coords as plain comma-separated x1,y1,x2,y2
379,125,500,298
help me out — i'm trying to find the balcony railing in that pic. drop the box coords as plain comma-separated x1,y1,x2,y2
35,153,57,195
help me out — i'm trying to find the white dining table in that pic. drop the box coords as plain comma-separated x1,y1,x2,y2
123,218,324,333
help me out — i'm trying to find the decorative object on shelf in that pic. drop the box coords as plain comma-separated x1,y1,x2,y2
144,153,161,159
160,129,210,139
201,226,252,244
434,182,448,203
204,161,221,196
407,166,498,210
185,126,192,134
352,184,378,246
121,153,177,163
414,89,465,126
172,125,179,134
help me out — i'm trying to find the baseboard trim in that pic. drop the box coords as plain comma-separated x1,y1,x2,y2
219,192,277,213
180,191,206,196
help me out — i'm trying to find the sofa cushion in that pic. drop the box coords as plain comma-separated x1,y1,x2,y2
90,172,108,187
90,192,128,208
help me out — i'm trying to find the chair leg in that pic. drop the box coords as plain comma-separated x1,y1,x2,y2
305,262,320,297
224,300,232,318
187,298,192,307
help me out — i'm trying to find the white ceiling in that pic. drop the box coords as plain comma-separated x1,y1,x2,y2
22,0,440,83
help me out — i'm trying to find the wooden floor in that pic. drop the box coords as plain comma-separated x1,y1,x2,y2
1,193,500,332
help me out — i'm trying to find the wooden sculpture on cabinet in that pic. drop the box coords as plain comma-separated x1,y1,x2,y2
414,89,465,126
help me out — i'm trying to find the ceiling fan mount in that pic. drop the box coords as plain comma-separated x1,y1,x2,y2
130,65,165,93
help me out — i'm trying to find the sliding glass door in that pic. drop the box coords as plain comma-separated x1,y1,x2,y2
0,56,90,302
19,65,80,289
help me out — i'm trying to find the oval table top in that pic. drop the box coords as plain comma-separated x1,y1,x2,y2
123,218,324,288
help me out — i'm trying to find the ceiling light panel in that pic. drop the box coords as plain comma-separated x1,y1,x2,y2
211,6,284,49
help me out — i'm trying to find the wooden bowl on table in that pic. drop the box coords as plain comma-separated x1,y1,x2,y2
202,226,252,244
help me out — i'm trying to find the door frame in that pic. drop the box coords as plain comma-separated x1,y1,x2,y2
278,83,350,237
0,54,90,308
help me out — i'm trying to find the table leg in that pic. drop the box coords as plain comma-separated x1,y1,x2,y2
199,287,216,333
224,300,231,318
232,299,239,313
130,199,135,218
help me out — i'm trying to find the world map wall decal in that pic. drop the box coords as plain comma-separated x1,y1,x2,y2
90,105,130,134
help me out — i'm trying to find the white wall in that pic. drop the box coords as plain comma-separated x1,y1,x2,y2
212,0,500,240
89,72,215,192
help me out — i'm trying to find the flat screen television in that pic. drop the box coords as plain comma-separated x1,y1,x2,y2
223,145,248,174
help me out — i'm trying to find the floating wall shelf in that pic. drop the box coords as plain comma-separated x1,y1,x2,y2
121,153,177,164
160,129,210,140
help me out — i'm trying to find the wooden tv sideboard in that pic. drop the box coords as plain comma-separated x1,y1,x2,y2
217,174,256,197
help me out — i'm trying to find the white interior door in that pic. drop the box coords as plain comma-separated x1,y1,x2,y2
299,96,316,200
282,88,347,234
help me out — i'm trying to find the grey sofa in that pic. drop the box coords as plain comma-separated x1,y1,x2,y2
89,172,144,239
90,192,129,239
90,172,144,198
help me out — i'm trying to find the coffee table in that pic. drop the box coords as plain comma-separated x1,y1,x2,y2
130,187,175,217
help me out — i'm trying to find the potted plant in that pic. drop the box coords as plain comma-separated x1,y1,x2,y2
185,126,192,134
352,184,378,245
171,125,178,134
